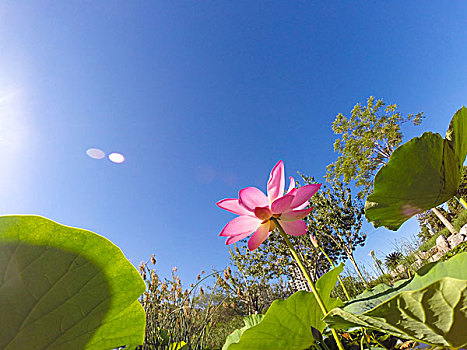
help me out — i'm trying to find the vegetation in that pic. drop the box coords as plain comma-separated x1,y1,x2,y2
416,208,448,243
366,273,394,289
0,216,146,350
331,274,366,300
441,241,467,261
218,245,290,315
138,256,246,350
2,102,466,350
325,253,467,348
417,167,467,243
228,221,333,285
302,176,369,286
384,252,404,270
221,105,467,349
418,209,467,252
326,96,423,199
365,107,466,232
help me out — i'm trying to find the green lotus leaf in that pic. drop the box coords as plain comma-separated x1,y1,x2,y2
324,253,467,348
446,106,467,166
365,106,466,230
0,215,146,350
222,315,264,350
332,252,467,314
227,264,344,350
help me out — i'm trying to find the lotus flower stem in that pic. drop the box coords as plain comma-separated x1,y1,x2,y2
272,218,345,350
318,246,351,301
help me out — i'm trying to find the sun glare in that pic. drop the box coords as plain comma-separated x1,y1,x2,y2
0,89,27,154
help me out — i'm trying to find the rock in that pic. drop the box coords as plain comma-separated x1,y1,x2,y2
413,257,424,270
429,251,444,262
390,264,407,278
436,234,450,253
415,251,428,260
425,246,438,261
428,246,438,255
459,224,467,236
447,233,467,248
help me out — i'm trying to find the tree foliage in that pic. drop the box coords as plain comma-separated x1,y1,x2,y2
460,165,467,198
384,252,404,270
416,210,444,243
327,96,423,198
301,175,368,284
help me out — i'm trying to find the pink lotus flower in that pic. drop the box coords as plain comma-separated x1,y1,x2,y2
217,160,321,251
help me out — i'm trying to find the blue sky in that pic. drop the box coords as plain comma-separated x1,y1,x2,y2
1,1,466,284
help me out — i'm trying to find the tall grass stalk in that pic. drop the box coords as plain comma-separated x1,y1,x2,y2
139,255,224,350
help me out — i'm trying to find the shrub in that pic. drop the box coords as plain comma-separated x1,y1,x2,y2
367,273,394,289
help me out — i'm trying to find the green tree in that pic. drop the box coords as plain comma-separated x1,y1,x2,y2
302,175,369,286
384,252,404,270
416,210,443,243
452,165,467,210
218,245,290,315
327,96,462,236
327,96,423,199
447,197,464,218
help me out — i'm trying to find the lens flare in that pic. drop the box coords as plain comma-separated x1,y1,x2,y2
109,152,125,163
86,148,105,159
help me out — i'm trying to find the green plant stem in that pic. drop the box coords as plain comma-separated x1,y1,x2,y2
319,339,332,350
369,331,388,350
362,329,372,350
318,246,351,301
272,218,345,350
360,333,365,350
456,196,467,209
